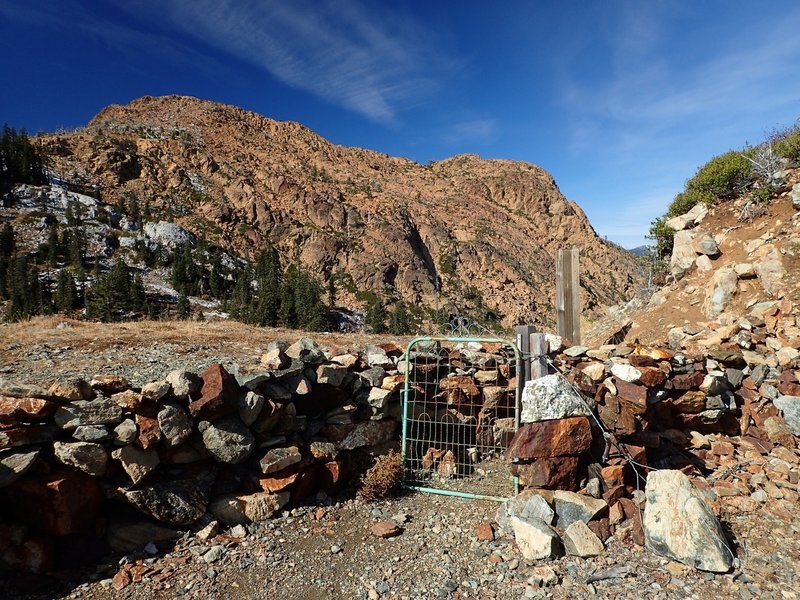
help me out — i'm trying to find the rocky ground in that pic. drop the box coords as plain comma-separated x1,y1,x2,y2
3,489,799,600
1,318,799,600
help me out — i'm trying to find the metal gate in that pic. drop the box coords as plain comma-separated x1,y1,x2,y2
401,335,521,501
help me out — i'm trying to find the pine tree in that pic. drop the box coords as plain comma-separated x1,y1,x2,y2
389,300,413,335
68,228,86,268
176,292,190,319
0,125,46,195
0,222,14,298
0,222,15,257
367,297,387,334
252,248,280,326
277,272,296,327
228,266,253,322
7,256,33,320
85,259,134,322
327,276,336,307
54,268,78,314
293,269,326,331
209,253,225,299
47,223,60,267
132,274,147,312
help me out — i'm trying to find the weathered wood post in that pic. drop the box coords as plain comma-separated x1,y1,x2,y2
529,332,548,379
515,324,535,392
556,247,581,344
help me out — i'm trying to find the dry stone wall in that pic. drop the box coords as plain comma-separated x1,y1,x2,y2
2,321,799,576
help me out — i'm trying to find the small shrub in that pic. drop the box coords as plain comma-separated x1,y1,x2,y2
771,122,800,162
685,150,754,201
358,450,402,501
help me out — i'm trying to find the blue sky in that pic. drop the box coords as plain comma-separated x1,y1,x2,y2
2,1,800,248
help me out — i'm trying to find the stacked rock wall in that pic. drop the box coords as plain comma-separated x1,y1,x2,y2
0,337,411,573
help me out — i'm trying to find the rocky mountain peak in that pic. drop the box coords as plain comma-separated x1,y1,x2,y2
41,95,641,327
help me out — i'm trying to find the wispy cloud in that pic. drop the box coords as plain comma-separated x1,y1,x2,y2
562,4,800,151
109,0,453,123
442,118,497,145
555,2,800,246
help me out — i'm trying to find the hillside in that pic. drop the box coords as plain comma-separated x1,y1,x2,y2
35,95,640,328
588,163,800,348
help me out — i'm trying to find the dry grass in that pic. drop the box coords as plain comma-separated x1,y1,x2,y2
0,315,413,352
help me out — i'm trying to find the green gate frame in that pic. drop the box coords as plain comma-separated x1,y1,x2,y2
400,335,521,502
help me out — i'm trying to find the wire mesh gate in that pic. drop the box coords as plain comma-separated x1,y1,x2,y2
401,336,521,501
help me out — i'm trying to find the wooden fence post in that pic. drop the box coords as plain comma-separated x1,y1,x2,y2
556,247,581,344
529,332,548,379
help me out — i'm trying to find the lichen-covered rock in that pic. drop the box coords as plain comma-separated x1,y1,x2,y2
157,404,193,447
774,395,800,436
520,375,592,423
562,520,604,557
122,465,216,526
166,370,201,400
201,416,255,464
54,399,125,429
52,441,108,476
209,491,289,525
702,267,738,319
643,470,733,572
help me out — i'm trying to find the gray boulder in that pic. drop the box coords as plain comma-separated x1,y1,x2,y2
122,466,216,526
773,395,800,436
157,404,193,447
52,441,108,476
54,399,125,429
643,470,733,572
143,221,197,249
702,267,738,319
200,416,255,464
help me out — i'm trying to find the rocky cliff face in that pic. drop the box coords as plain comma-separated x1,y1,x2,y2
41,95,640,326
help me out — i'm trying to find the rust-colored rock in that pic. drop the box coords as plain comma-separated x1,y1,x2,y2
672,371,706,390
475,520,495,541
91,373,131,394
511,456,580,490
600,465,627,488
1,470,103,536
505,416,592,460
0,424,57,449
611,378,648,415
372,520,403,538
189,363,240,421
259,468,301,493
135,414,162,449
111,390,143,411
638,367,668,388
672,390,706,414
0,396,58,422
777,381,800,396
47,379,94,402
597,395,638,436
587,517,611,542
